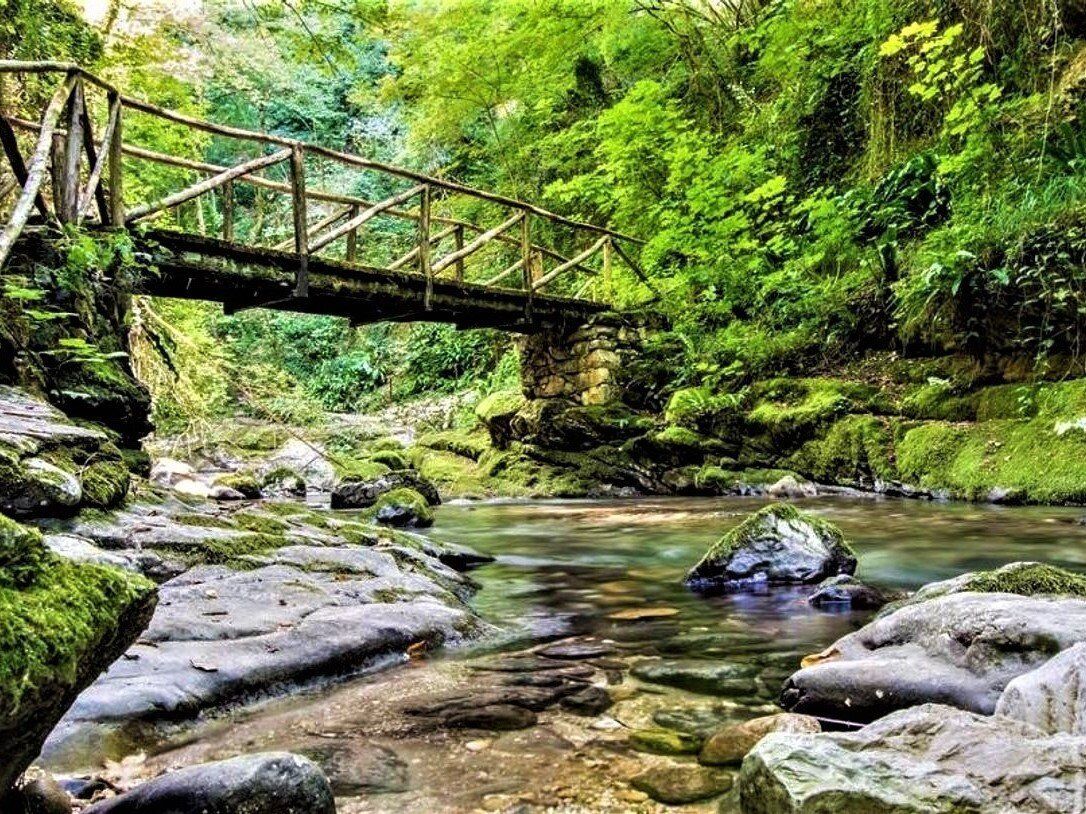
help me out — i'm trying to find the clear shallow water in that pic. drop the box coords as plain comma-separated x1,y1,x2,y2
431,495,1086,665
105,496,1086,812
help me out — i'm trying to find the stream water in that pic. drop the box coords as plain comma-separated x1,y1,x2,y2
79,496,1086,812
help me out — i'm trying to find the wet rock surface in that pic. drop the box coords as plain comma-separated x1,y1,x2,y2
42,502,490,764
781,592,1086,723
685,504,856,591
82,752,334,814
740,703,1086,814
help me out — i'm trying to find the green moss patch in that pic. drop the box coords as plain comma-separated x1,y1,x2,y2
896,418,1086,503
415,429,490,461
962,562,1086,597
791,414,899,487
0,513,155,719
369,449,409,471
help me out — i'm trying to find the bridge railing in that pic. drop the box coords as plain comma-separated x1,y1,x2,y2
0,61,650,312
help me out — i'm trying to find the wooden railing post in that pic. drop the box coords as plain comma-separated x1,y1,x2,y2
453,225,464,282
290,143,308,297
222,179,234,241
419,184,432,309
345,203,359,264
603,237,613,302
107,91,124,226
56,77,84,224
521,212,533,321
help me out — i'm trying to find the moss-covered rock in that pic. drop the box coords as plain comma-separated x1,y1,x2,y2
476,389,527,448
260,466,306,497
368,488,435,528
0,513,157,794
686,503,856,591
415,429,490,461
790,414,900,490
368,449,409,471
890,562,1086,614
212,471,263,500
896,418,1086,503
629,728,703,755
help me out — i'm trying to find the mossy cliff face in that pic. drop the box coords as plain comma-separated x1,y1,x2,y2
2,232,151,446
0,513,157,793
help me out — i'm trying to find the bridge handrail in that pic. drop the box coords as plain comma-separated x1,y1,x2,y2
0,60,650,309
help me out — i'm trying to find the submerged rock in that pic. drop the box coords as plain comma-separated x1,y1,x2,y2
740,703,1086,814
685,504,856,591
630,764,733,805
781,591,1086,724
83,753,334,814
699,713,820,766
632,659,761,696
331,470,441,509
807,574,899,610
0,514,156,794
628,728,703,755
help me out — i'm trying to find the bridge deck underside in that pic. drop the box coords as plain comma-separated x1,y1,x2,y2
132,230,609,332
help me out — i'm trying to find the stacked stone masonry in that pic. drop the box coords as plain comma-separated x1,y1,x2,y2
519,313,656,406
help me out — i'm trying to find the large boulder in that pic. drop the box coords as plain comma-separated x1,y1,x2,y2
739,703,1086,814
685,504,856,591
996,641,1086,735
780,590,1086,724
0,514,156,794
331,470,441,509
83,753,334,814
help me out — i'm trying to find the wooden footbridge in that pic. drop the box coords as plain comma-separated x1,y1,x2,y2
0,62,648,331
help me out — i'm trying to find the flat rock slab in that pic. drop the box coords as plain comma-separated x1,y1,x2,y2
740,703,1086,814
45,543,484,761
0,385,106,450
781,592,1086,723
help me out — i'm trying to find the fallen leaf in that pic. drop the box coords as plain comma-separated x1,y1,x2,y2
801,646,841,669
607,607,680,620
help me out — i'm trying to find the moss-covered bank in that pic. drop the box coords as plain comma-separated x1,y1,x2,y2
0,513,157,793
432,355,1086,506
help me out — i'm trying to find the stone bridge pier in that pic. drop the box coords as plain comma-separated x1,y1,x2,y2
518,312,660,406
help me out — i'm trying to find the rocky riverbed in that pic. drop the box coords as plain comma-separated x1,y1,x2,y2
14,378,1086,812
